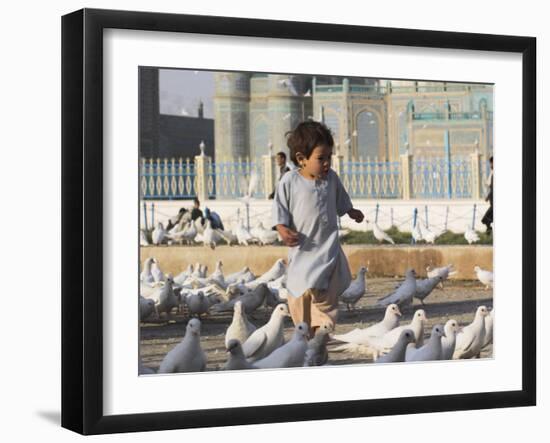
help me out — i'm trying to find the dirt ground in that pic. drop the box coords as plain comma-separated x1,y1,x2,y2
140,277,493,372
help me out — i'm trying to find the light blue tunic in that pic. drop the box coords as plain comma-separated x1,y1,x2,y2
272,169,353,298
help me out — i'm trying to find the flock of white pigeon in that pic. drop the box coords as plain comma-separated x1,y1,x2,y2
142,212,484,248
139,257,495,374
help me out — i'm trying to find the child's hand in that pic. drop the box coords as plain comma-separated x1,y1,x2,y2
347,208,365,223
276,225,300,246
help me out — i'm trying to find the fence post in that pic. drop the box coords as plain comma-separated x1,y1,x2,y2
375,203,380,223
400,152,413,199
151,202,155,228
472,204,477,230
425,205,429,228
444,130,452,199
470,149,482,200
143,201,148,231
411,207,418,245
194,141,210,202
331,152,344,177
263,154,275,199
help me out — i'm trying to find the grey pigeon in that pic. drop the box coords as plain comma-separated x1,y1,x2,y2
254,322,309,369
139,295,156,321
375,329,416,363
242,304,290,362
174,264,194,285
222,339,257,371
186,291,210,317
414,276,443,305
152,222,166,245
304,324,332,366
441,319,461,360
225,266,250,285
340,266,368,311
158,318,207,373
210,283,270,314
156,275,178,317
225,300,257,347
140,257,155,284
453,306,490,359
405,324,446,362
377,269,417,308
332,304,402,351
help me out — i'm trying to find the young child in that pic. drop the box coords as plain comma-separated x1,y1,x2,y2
272,121,364,335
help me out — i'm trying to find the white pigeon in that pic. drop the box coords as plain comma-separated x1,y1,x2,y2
405,324,445,362
225,300,257,347
332,304,402,351
257,227,279,245
235,220,255,246
248,259,286,288
207,260,226,288
254,322,309,369
368,309,427,359
158,318,207,373
340,266,368,311
222,339,257,371
140,229,150,246
242,303,290,362
441,319,461,360
151,259,165,284
155,275,178,318
453,305,490,359
140,257,155,284
152,222,166,245
474,266,494,289
377,269,417,308
426,264,456,287
464,226,480,244
375,330,416,364
202,219,220,249
370,221,395,245
250,221,266,239
421,225,445,244
411,221,423,242
482,308,494,349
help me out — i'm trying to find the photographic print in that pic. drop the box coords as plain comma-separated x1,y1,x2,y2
138,69,494,373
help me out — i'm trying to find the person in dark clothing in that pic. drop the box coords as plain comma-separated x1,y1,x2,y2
268,152,291,199
190,198,204,224
481,156,493,233
204,207,225,230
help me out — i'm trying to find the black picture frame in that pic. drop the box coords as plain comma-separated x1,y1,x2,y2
61,8,536,435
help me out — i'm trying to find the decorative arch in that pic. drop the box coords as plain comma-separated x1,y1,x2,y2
355,107,384,159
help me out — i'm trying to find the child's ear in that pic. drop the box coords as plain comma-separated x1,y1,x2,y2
295,152,305,165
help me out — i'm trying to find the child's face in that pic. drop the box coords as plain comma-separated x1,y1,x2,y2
299,145,332,179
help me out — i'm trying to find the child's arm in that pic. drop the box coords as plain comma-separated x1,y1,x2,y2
347,208,365,223
275,224,300,246
272,175,300,246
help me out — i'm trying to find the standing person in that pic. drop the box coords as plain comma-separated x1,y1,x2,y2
190,197,204,224
272,121,364,335
481,156,493,233
268,152,291,199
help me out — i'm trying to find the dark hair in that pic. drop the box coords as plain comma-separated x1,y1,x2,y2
276,151,287,160
286,121,334,166
489,156,493,163
193,197,200,206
